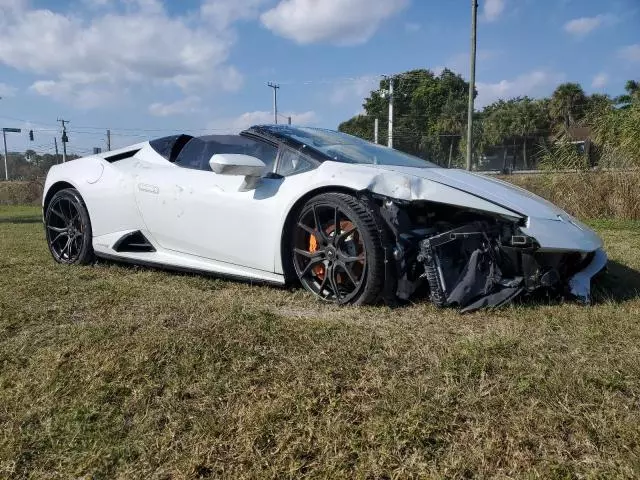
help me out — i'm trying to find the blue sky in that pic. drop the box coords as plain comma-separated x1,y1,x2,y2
0,0,638,155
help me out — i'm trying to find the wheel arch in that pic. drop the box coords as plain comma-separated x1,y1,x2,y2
43,181,77,213
279,185,361,283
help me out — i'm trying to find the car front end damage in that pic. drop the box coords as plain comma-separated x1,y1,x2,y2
364,194,607,312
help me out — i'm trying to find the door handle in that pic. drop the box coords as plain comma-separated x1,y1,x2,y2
138,183,159,194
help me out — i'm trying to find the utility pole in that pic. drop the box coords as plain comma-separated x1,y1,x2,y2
107,129,111,151
466,0,478,171
58,118,69,162
387,76,394,148
2,130,7,181
267,82,280,124
54,137,59,164
287,116,292,125
374,118,379,144
2,127,21,181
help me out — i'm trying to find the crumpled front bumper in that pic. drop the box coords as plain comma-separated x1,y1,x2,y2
568,248,608,304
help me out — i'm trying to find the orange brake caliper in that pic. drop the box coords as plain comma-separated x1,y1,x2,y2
308,233,325,279
308,221,355,282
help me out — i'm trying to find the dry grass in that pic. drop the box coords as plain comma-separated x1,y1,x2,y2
502,171,640,220
1,206,640,478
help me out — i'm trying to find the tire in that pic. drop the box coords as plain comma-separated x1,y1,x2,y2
290,192,386,305
44,188,95,265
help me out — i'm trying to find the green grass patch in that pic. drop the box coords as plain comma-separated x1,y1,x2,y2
1,206,640,478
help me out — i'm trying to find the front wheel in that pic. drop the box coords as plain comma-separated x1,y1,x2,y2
45,188,94,265
290,193,386,305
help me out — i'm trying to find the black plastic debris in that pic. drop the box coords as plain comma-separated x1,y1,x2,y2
419,222,525,313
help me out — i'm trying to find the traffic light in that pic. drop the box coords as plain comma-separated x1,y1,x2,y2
29,130,34,141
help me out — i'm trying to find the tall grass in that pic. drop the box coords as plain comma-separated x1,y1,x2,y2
503,171,640,220
539,101,640,170
590,101,640,168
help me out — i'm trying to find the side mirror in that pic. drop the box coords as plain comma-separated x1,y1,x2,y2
209,153,266,177
209,153,267,191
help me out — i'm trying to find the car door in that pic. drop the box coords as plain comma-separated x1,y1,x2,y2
135,135,288,272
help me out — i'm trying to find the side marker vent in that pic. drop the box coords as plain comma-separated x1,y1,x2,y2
113,231,156,253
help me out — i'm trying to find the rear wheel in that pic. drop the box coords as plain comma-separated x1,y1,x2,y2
290,193,385,305
45,188,94,265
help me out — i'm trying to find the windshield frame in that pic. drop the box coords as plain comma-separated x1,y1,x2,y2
243,125,438,169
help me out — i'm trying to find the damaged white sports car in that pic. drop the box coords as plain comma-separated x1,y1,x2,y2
43,125,607,311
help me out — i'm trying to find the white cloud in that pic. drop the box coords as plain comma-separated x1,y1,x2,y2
0,0,252,107
149,96,203,117
209,110,317,133
330,75,379,105
260,0,408,45
476,70,565,107
481,0,505,22
29,77,121,109
591,73,608,89
0,82,17,97
618,44,640,62
563,14,617,36
0,0,25,12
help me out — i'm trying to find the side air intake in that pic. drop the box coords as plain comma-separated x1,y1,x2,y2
113,231,156,253
104,149,140,163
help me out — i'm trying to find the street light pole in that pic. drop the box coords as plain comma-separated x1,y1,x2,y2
2,127,21,181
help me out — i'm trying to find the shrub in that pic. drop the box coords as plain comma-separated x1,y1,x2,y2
0,181,43,205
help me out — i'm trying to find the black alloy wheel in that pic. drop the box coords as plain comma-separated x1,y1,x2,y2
292,193,386,305
45,188,94,265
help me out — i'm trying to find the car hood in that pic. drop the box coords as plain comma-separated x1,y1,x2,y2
373,165,566,220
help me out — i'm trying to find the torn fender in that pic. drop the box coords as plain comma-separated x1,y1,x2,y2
365,172,522,220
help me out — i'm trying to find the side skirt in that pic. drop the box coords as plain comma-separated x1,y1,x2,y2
94,252,286,287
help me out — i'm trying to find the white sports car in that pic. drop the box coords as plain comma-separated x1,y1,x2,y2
43,125,607,311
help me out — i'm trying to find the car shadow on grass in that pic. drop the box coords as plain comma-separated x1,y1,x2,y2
502,260,640,310
0,215,42,224
592,260,640,303
406,260,640,312
94,253,640,310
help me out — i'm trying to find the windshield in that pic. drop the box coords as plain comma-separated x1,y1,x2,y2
262,126,437,168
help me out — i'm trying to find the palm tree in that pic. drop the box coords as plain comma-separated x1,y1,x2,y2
616,80,640,107
549,83,587,132
482,100,518,172
512,98,545,169
438,97,466,167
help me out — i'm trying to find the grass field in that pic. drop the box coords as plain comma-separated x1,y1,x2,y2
1,205,640,479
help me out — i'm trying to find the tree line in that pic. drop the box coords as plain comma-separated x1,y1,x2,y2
338,69,640,171
0,151,81,181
